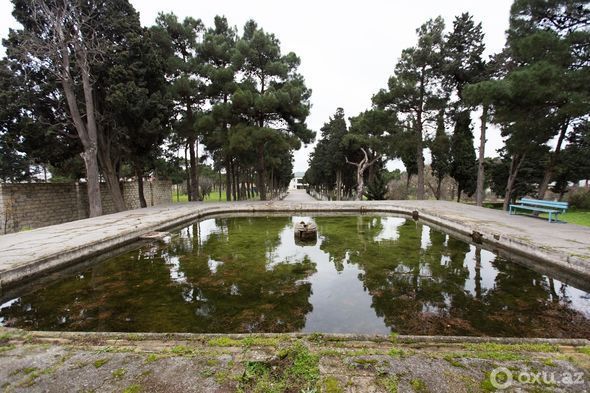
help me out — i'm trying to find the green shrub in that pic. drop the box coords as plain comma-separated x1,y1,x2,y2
569,189,590,209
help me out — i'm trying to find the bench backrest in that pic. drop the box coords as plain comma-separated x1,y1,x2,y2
519,198,568,210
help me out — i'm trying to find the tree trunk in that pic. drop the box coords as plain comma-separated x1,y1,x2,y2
456,186,462,203
436,177,442,200
538,119,569,199
184,146,191,202
60,52,102,217
196,137,201,200
416,69,426,200
474,247,482,300
136,167,147,208
503,153,526,211
236,165,242,200
476,104,488,206
96,143,125,212
232,161,238,201
80,149,102,217
347,148,379,201
257,145,267,200
218,170,222,201
246,170,252,199
78,48,107,216
270,167,274,199
188,137,199,201
356,167,364,201
225,157,232,201
416,120,425,200
336,170,342,201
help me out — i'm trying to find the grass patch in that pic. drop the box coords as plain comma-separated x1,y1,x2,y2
0,344,15,353
241,336,281,347
308,332,324,343
472,351,524,361
323,376,343,393
208,337,243,347
0,332,18,341
93,358,108,368
543,358,556,366
410,378,428,392
207,336,280,348
111,368,127,379
540,209,590,227
380,375,399,393
443,354,465,368
206,358,220,366
577,346,590,356
388,347,406,358
122,385,141,393
480,371,500,392
145,354,160,363
238,341,319,393
463,342,559,353
352,358,378,367
173,191,259,203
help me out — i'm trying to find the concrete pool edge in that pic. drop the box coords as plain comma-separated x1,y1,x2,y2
1,327,589,347
1,200,590,289
2,326,589,393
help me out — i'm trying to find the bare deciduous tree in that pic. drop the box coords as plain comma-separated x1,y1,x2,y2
13,0,107,216
346,147,380,201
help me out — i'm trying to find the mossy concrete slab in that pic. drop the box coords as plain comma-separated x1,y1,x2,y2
1,329,589,392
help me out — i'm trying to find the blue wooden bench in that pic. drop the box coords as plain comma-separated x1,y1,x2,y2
509,198,568,223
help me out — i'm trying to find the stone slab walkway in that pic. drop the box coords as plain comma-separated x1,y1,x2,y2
282,189,317,202
0,329,588,393
1,198,589,288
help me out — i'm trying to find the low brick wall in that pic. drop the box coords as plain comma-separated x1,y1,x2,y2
0,180,172,234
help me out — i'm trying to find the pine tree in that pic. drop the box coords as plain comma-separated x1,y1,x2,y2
374,17,447,200
232,20,313,200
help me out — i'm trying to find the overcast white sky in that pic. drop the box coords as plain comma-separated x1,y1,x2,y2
0,0,513,173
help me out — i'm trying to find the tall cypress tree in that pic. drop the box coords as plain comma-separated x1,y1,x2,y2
450,110,477,201
443,12,488,205
429,110,451,200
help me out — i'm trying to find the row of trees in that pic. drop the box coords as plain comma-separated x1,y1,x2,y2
306,0,590,206
0,0,312,216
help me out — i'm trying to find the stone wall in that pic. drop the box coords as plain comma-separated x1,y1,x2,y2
0,180,172,234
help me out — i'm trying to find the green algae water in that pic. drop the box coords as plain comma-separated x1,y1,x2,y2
1,215,589,338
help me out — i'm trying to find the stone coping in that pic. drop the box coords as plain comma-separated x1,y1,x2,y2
1,328,587,347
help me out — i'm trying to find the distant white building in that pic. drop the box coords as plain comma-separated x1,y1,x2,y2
289,171,307,190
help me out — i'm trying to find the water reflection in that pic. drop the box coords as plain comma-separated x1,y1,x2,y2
1,216,589,337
